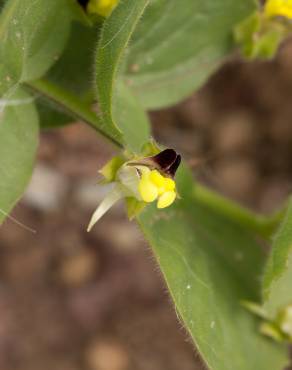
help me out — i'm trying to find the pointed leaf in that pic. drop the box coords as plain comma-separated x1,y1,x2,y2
95,0,150,152
0,0,72,94
124,0,257,109
0,89,38,223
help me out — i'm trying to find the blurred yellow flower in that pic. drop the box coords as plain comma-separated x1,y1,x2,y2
264,0,292,19
139,168,177,209
87,0,118,17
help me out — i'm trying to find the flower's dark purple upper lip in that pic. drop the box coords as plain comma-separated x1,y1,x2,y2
77,0,90,9
127,149,181,178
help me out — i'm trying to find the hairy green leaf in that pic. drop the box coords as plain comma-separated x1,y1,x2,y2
124,0,257,109
0,89,38,224
263,199,292,316
0,0,72,94
112,81,150,153
138,168,288,370
95,0,150,151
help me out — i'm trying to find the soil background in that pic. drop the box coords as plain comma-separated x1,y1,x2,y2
1,40,292,370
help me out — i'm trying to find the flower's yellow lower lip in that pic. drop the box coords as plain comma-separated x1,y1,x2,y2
87,0,118,17
138,168,176,209
264,0,292,19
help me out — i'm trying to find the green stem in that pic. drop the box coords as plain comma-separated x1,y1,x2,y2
193,184,284,239
25,79,123,148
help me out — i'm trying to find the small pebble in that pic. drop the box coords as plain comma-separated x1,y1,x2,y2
86,340,129,370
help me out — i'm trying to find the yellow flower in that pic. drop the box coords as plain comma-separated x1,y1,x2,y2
264,0,292,19
87,0,118,17
87,148,181,231
138,168,177,209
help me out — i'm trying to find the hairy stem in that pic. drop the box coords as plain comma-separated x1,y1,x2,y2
25,79,123,148
193,184,284,239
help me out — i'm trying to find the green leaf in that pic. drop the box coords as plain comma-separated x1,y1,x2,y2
36,20,98,128
0,62,14,96
112,81,150,153
138,168,288,370
35,98,73,129
0,0,72,93
263,199,292,317
95,0,150,151
27,78,122,147
47,21,97,97
0,0,5,11
124,0,257,109
0,89,38,223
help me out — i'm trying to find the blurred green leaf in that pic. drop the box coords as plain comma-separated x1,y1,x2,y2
35,98,73,129
124,0,257,109
138,168,288,370
95,0,149,151
0,0,5,10
0,0,72,94
0,89,38,224
263,199,292,317
47,21,97,97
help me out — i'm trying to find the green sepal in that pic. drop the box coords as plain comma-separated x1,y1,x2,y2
234,11,286,59
234,11,261,57
259,322,287,342
251,27,285,59
241,300,269,320
126,197,146,220
276,304,292,340
243,300,292,343
141,140,161,157
123,140,161,163
99,156,125,182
